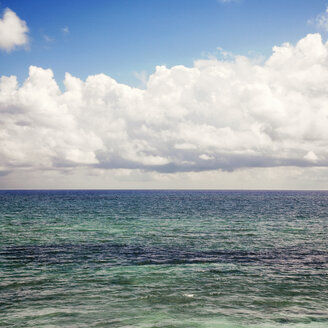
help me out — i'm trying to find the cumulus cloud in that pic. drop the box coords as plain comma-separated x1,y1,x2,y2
1,33,328,178
0,8,29,52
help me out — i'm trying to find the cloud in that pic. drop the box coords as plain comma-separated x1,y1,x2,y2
0,8,29,52
217,0,239,3
1,33,328,179
43,34,54,43
133,70,149,88
310,6,328,32
315,7,328,31
61,26,69,35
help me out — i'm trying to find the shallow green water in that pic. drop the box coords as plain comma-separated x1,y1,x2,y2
1,190,328,327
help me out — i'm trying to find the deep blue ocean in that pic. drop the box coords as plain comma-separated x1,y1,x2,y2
1,190,327,327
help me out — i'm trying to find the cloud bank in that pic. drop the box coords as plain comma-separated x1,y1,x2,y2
0,8,29,52
1,33,328,178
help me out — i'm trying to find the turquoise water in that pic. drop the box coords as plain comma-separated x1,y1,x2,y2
0,190,328,327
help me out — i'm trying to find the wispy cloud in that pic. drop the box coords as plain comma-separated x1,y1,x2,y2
133,70,149,88
43,34,54,43
0,8,29,52
217,0,239,4
310,6,328,32
61,26,69,35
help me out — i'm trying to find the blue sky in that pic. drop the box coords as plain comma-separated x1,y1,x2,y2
1,0,327,87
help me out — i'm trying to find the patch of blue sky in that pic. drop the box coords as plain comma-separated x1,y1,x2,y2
0,0,327,87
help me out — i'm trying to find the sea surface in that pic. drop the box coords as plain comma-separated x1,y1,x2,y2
0,190,328,328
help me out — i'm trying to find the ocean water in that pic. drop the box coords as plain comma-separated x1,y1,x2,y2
0,190,327,328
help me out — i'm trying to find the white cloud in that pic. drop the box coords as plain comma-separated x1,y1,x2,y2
0,8,29,52
1,33,328,187
313,7,328,32
304,151,318,162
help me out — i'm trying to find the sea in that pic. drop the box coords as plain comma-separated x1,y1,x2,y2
0,190,327,328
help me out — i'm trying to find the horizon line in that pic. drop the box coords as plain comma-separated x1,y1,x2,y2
0,188,328,192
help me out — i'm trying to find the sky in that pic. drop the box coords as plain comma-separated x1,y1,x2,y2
1,0,328,189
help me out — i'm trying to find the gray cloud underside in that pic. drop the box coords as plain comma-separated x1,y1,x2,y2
1,33,328,175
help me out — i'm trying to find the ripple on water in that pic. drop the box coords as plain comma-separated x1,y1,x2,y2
0,190,328,327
